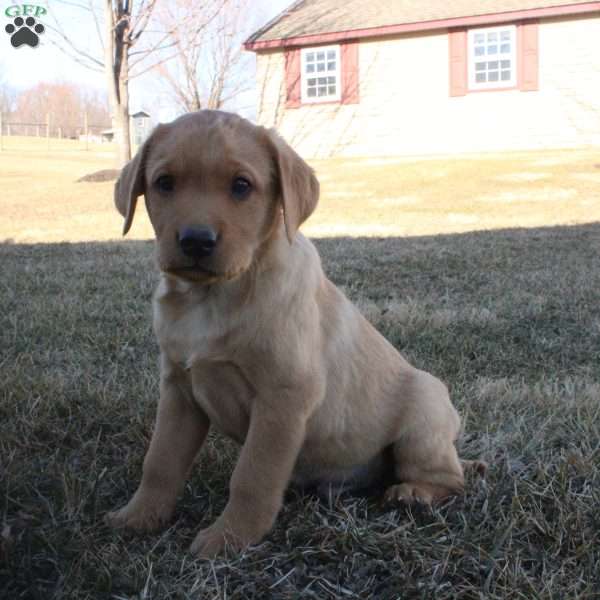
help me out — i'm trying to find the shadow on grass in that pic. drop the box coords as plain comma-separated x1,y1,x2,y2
1,222,599,599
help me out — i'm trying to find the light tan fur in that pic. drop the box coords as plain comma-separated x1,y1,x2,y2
106,110,485,558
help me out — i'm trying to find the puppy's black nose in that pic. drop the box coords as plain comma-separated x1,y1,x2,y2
178,226,218,258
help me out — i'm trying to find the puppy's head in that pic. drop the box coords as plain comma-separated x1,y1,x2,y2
115,110,319,284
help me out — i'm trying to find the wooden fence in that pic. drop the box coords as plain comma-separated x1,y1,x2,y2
0,113,110,151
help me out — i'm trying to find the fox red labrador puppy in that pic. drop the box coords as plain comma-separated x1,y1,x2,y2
107,110,484,557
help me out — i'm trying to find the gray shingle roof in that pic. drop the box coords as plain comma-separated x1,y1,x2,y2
246,0,598,45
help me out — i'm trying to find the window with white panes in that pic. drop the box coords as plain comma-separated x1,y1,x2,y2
468,25,517,90
301,46,341,103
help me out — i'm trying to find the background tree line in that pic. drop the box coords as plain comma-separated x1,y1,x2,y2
0,80,111,138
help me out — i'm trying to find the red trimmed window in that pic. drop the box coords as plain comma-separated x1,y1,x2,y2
449,21,539,96
469,25,517,89
285,41,359,108
302,45,341,102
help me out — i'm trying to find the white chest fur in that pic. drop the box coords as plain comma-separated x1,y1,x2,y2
153,276,254,441
153,277,232,369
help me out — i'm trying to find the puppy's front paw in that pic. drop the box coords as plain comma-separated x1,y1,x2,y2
190,521,232,558
190,517,264,558
105,493,174,532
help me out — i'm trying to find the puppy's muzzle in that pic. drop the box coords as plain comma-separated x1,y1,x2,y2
178,226,218,258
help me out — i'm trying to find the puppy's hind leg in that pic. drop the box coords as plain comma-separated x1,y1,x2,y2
384,370,465,506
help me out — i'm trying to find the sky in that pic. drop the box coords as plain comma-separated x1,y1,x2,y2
0,0,293,122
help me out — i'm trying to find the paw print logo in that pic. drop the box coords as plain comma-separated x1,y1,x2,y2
5,16,45,48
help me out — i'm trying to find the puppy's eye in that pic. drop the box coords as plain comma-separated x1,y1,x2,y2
231,177,252,200
155,175,175,193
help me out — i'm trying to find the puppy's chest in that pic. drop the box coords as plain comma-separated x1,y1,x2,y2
154,298,228,368
154,297,255,442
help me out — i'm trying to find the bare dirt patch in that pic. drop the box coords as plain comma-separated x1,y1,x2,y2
77,168,120,183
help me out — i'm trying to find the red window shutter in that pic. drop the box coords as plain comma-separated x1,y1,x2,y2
285,48,301,108
448,29,467,97
341,41,359,104
519,21,539,91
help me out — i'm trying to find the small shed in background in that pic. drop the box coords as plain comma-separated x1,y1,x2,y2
131,111,152,146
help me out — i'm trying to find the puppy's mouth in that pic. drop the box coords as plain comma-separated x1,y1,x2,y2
162,258,251,284
164,263,219,281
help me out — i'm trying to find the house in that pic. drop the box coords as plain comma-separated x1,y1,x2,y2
245,0,600,158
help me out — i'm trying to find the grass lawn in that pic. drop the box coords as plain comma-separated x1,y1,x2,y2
1,138,599,598
2,136,600,242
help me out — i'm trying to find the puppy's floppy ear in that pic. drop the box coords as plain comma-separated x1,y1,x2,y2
267,130,320,244
114,136,152,236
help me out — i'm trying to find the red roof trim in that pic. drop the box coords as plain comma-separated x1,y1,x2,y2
244,2,600,50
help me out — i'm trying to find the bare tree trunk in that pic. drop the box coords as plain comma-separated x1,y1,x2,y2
104,0,131,167
117,49,131,164
104,0,118,164
51,0,188,165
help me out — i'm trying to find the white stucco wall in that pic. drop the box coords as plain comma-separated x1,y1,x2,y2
255,14,600,158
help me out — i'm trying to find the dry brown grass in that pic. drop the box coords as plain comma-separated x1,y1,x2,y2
2,227,599,599
307,148,600,237
1,136,599,243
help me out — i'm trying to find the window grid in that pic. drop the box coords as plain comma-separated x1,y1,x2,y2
469,26,516,90
301,46,341,103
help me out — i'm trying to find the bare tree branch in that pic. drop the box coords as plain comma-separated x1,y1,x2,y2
154,0,255,113
51,0,92,11
88,0,105,51
128,1,224,65
44,22,105,68
128,50,183,79
129,0,157,43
